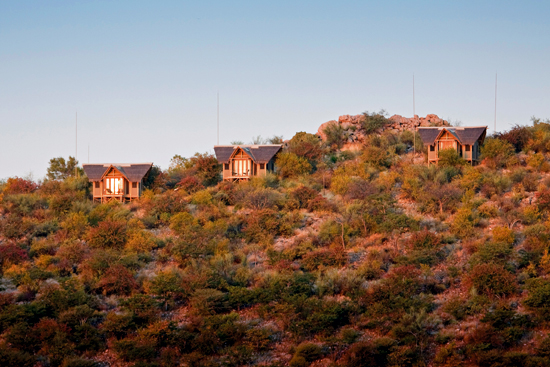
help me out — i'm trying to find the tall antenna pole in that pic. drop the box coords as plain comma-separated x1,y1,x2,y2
75,112,78,177
216,92,220,145
413,73,416,157
494,73,497,134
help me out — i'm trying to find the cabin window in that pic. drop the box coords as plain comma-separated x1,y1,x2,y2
132,182,137,188
260,163,265,169
430,145,435,152
224,163,229,170
95,182,100,188
125,182,129,195
105,177,123,194
465,145,470,151
232,159,250,176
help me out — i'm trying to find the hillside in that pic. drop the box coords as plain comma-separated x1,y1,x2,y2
2,115,550,367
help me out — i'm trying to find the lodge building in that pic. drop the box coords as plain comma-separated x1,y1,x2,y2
82,163,153,202
417,126,487,165
214,145,282,181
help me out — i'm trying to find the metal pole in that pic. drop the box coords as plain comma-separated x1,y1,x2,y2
413,74,416,158
216,92,220,145
75,112,78,177
494,73,497,134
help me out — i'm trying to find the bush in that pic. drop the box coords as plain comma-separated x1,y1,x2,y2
87,220,127,249
466,263,517,297
2,177,38,194
496,124,533,152
492,226,515,245
287,132,324,162
276,152,312,178
438,148,466,167
481,138,514,168
323,121,346,150
361,110,389,134
96,265,137,295
177,176,205,194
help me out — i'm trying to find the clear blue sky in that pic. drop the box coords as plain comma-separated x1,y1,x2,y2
1,1,549,179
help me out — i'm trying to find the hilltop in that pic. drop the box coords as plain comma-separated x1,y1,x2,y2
2,115,550,367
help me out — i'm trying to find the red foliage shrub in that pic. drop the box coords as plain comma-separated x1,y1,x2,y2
96,264,137,295
383,265,422,295
495,125,533,152
466,263,517,297
2,177,38,194
301,247,347,271
307,195,336,212
87,220,127,249
291,186,318,209
536,188,550,211
0,243,28,266
344,179,376,201
0,292,14,308
408,230,441,250
177,176,205,194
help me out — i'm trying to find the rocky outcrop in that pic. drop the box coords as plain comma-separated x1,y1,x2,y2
316,113,449,149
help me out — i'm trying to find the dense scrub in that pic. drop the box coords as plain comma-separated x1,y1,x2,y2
2,119,550,366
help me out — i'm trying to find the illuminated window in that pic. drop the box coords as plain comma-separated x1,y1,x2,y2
106,178,123,194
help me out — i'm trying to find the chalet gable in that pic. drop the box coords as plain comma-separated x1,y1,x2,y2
214,145,282,164
82,163,153,182
417,126,487,146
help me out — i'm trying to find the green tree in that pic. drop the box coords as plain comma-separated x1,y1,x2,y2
275,152,312,178
361,110,389,134
288,132,324,162
437,148,466,167
47,156,82,180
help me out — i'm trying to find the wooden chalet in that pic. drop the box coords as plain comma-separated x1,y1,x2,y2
417,126,487,165
214,145,282,181
82,163,153,202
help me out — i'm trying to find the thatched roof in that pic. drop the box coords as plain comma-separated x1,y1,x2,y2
214,145,282,164
418,126,487,145
83,163,153,182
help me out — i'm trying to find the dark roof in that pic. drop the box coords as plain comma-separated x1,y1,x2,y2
417,127,487,145
214,145,282,163
82,163,153,182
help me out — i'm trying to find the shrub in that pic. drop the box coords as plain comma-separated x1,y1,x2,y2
481,138,514,168
2,177,38,194
177,176,205,194
323,121,346,150
339,338,396,367
96,265,137,295
276,152,312,178
290,185,318,209
87,220,127,249
496,124,533,152
524,278,550,318
307,195,336,212
450,208,479,238
361,110,389,134
293,343,323,363
492,226,515,245
466,263,517,297
362,146,390,168
438,148,466,167
409,230,441,250
287,132,324,162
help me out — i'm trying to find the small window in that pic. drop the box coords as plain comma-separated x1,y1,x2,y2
465,145,470,151
95,182,100,188
260,163,265,169
132,182,137,188
224,163,229,170
429,145,435,152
